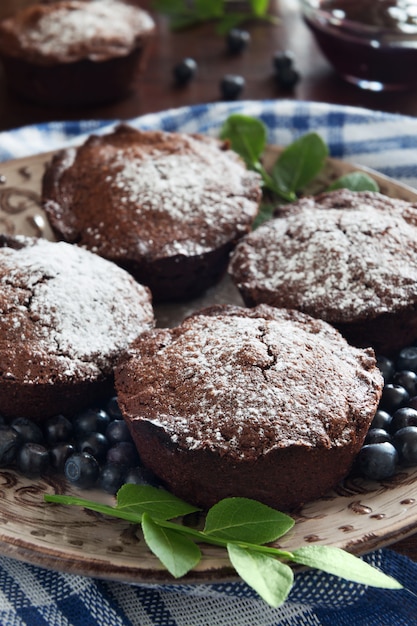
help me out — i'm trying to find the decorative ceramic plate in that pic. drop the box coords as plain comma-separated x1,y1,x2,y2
1,147,417,584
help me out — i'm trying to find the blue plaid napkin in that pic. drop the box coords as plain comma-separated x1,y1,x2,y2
1,100,417,625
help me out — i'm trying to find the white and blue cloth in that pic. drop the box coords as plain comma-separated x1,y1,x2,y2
1,100,417,625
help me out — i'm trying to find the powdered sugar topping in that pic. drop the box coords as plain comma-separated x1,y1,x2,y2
230,199,417,321
9,0,154,61
0,238,153,383
123,308,380,458
105,140,260,256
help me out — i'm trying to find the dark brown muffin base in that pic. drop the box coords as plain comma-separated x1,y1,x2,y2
1,375,114,421
124,417,368,512
1,47,146,106
117,241,235,302
115,304,383,512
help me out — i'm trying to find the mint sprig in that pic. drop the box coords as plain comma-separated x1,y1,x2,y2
44,485,402,607
220,114,379,226
152,0,277,33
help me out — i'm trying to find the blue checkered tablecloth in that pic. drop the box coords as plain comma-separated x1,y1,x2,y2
1,100,417,625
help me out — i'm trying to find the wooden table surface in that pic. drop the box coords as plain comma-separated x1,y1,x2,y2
1,0,417,561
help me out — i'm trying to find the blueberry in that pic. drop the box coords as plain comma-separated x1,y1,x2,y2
355,442,398,480
273,50,300,88
49,443,76,472
44,414,73,445
173,58,197,85
98,463,126,495
393,426,417,466
392,370,417,397
370,409,393,431
407,396,417,411
273,50,295,72
11,417,44,444
379,383,409,413
391,407,417,433
375,355,395,383
105,420,131,445
107,441,140,467
123,466,161,488
220,74,245,100
64,452,100,488
105,396,123,420
73,408,110,436
0,426,22,466
275,66,300,89
77,432,109,462
226,28,251,54
16,443,49,477
397,346,417,373
364,428,391,445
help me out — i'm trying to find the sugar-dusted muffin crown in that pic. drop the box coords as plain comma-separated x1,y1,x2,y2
229,189,417,323
42,124,262,260
0,0,155,63
116,304,383,460
0,235,154,384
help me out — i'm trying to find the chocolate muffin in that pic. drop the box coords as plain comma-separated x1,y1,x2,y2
0,0,155,106
0,235,154,420
229,189,417,356
115,304,383,511
42,124,261,302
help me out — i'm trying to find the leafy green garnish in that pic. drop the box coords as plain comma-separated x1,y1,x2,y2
270,132,329,196
117,483,199,520
44,485,402,607
142,513,201,578
227,544,294,608
326,171,380,193
204,497,294,543
219,113,380,227
152,0,277,33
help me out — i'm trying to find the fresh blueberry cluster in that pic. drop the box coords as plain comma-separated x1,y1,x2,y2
0,397,159,495
354,345,417,481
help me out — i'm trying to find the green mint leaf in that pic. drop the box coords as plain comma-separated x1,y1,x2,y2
116,484,200,521
220,114,267,169
252,201,275,229
271,132,329,194
215,13,250,34
44,494,144,524
195,0,224,19
249,0,270,17
292,546,403,589
142,513,201,578
228,544,294,607
326,171,379,193
152,0,188,16
204,497,294,543
170,15,202,29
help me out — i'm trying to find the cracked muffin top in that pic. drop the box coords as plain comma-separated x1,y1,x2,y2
229,189,417,323
42,124,261,260
0,235,154,385
0,0,155,64
115,304,383,461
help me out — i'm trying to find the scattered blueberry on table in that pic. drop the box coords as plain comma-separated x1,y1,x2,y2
226,28,251,54
173,57,198,85
273,49,300,89
220,74,245,100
